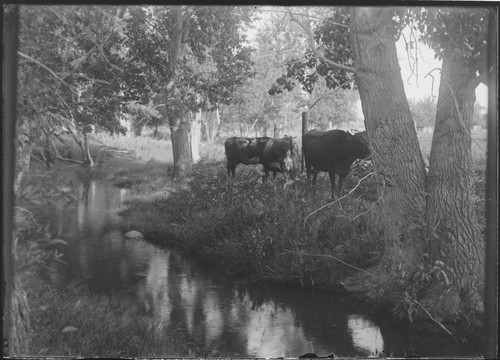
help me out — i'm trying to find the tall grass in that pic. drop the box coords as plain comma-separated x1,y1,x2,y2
117,156,384,288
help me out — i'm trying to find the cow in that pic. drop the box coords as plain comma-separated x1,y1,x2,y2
224,137,260,177
248,136,300,183
302,129,370,199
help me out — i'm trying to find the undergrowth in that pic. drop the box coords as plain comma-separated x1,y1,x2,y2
118,154,384,289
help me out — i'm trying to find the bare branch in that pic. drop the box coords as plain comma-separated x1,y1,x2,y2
280,250,387,282
304,171,376,225
412,297,454,337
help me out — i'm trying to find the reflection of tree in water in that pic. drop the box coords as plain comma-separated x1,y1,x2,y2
347,315,384,357
136,249,172,329
203,290,223,343
230,284,358,357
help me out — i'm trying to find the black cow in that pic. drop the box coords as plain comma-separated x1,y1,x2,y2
224,137,260,177
302,129,370,198
249,136,300,182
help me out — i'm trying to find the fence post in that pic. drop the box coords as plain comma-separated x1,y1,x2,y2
301,110,308,173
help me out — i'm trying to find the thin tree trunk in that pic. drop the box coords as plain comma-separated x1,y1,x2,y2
190,110,201,163
169,109,192,177
347,8,427,299
424,56,484,317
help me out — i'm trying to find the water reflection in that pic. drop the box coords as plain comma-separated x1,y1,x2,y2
50,178,481,358
136,249,172,328
347,315,384,357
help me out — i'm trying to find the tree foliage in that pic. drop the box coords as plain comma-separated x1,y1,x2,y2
413,7,488,72
18,6,135,135
268,7,355,96
123,6,255,114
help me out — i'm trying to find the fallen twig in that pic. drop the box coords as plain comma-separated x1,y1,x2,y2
280,249,386,282
304,171,376,226
413,297,454,337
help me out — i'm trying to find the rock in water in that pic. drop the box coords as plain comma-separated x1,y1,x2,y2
124,230,143,239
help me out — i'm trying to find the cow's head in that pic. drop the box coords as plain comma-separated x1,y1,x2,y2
353,131,370,159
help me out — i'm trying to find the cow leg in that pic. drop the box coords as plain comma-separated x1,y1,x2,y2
262,166,269,183
338,175,345,198
328,170,336,199
312,170,319,185
274,160,285,180
227,162,234,178
306,164,312,183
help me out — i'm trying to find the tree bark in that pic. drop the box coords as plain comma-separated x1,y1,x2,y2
346,8,427,299
191,110,201,163
169,109,192,177
166,7,193,176
201,108,219,141
424,56,484,318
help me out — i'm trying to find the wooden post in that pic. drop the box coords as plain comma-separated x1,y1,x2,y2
273,121,279,138
301,110,308,173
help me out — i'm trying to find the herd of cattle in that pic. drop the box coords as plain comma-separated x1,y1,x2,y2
224,129,370,198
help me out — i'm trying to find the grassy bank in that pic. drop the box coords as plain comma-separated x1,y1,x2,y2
25,274,238,357
116,141,384,289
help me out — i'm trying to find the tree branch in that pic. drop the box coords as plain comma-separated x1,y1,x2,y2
287,10,356,74
304,171,376,225
18,51,77,95
280,250,387,282
259,8,349,29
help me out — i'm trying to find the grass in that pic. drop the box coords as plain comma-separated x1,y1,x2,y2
116,149,384,287
26,274,238,357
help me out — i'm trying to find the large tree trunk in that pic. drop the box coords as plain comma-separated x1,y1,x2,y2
346,8,427,302
423,56,484,318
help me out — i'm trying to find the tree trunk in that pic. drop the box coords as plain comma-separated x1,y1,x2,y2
346,8,427,302
82,133,94,167
169,109,192,177
202,108,220,141
191,110,201,163
423,56,484,318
